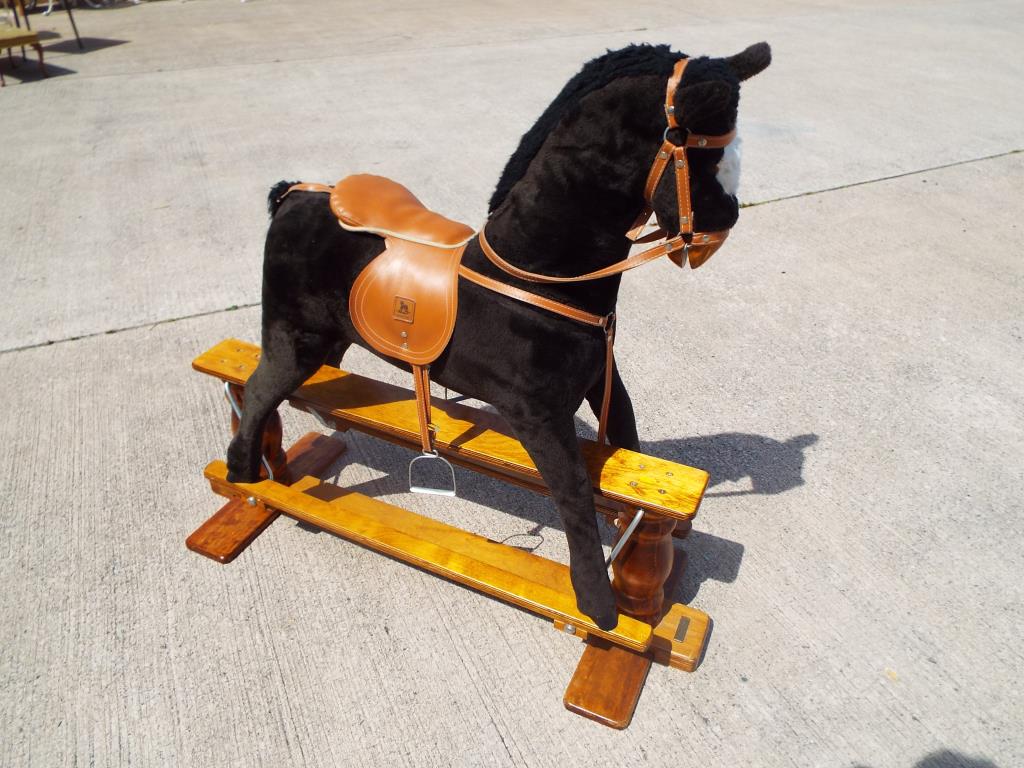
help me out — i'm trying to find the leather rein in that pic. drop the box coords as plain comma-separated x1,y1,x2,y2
462,56,736,443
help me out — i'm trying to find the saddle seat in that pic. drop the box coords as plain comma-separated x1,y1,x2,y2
330,174,475,249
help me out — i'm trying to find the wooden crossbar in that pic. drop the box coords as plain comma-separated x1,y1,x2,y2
192,339,709,522
203,456,654,651
187,432,346,563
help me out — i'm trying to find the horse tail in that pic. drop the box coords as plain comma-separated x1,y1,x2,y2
267,180,300,217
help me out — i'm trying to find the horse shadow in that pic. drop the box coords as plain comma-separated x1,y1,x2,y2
641,430,818,603
643,431,819,498
298,406,818,603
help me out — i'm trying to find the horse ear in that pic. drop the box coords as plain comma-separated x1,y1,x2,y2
725,42,772,81
677,81,733,125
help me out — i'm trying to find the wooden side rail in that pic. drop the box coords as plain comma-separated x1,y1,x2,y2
192,339,709,523
204,455,655,652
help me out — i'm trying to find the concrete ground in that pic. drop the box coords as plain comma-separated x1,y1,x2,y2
1,1,1021,766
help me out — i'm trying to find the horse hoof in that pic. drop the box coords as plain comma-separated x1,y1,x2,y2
226,468,257,484
576,590,619,631
590,609,619,632
226,458,259,484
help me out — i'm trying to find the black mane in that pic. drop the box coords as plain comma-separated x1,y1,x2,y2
488,43,683,212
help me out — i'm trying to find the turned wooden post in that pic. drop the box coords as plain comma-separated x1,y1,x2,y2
226,383,288,481
612,508,679,623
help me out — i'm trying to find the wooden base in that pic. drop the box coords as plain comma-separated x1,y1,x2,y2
186,433,346,563
189,339,717,730
195,433,710,729
193,339,709,523
651,602,712,672
185,497,276,564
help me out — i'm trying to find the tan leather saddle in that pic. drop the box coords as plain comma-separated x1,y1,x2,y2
284,175,476,493
332,174,474,367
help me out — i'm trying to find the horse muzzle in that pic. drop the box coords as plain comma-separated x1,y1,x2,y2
668,229,730,269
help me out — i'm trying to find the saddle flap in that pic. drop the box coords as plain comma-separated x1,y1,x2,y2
331,174,475,248
349,237,466,366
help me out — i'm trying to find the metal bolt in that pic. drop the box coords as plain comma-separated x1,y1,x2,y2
563,624,576,635
675,159,685,169
629,481,638,488
681,216,688,224
658,151,669,159
702,235,710,242
666,471,674,476
400,331,408,338
698,137,707,147
246,496,257,507
658,489,666,494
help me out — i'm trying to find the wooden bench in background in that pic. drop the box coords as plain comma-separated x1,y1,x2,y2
0,22,45,87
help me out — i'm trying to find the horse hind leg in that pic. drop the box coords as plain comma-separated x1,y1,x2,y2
226,324,336,483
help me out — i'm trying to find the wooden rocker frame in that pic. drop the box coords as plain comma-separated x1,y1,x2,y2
188,339,714,729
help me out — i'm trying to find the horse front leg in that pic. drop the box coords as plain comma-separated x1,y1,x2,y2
585,361,640,451
504,409,618,630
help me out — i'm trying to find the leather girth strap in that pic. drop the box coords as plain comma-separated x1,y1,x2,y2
411,363,435,454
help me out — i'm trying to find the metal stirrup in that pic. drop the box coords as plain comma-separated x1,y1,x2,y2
409,448,457,497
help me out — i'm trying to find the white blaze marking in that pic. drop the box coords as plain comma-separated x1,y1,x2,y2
715,129,742,197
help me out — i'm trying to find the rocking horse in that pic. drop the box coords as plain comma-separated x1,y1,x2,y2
188,41,771,728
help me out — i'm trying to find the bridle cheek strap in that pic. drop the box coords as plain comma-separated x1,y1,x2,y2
627,57,736,269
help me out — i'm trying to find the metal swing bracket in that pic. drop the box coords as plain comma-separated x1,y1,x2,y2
606,508,645,568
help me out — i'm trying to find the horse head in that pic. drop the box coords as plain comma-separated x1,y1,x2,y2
648,43,771,265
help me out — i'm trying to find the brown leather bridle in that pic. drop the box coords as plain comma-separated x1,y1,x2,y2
462,57,738,443
625,56,736,269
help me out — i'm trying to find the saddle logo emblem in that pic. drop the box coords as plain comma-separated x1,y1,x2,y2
393,296,416,324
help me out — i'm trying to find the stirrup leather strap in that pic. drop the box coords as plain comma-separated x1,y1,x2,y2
412,364,436,454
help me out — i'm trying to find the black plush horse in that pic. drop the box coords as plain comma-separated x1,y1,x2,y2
227,42,771,630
